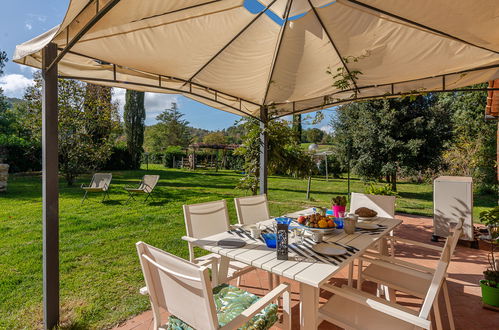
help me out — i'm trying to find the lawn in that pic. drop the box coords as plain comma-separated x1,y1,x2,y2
0,166,495,328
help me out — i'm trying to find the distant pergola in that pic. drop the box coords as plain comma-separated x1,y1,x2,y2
187,143,240,170
13,0,499,328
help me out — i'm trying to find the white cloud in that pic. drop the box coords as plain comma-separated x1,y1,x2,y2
112,88,178,124
0,74,34,98
320,125,333,134
17,64,38,74
25,23,32,30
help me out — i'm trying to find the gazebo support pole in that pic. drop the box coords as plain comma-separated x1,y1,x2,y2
42,42,59,329
259,106,268,195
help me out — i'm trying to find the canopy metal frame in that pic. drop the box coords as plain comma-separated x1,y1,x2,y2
37,0,499,328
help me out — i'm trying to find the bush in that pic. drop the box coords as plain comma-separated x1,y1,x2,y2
103,145,134,170
147,152,164,164
317,155,343,178
0,136,41,173
225,150,244,171
163,146,186,168
364,182,397,196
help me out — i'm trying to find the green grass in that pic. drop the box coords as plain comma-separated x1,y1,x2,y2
0,166,495,328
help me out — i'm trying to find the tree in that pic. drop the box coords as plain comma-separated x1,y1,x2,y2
124,90,146,169
438,86,497,193
332,95,452,191
155,102,191,148
305,128,325,144
292,114,302,142
235,115,315,194
203,131,227,145
0,50,8,113
24,73,119,185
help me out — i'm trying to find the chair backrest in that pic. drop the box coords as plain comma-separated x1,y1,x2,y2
183,200,231,261
90,173,112,190
140,175,160,193
234,194,271,225
419,223,463,320
349,192,395,218
136,242,218,329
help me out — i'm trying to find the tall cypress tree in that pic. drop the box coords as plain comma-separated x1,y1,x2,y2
124,90,146,169
292,114,302,142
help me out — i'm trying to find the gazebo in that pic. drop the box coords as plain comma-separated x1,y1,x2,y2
13,0,499,327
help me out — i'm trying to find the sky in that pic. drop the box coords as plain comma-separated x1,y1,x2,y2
0,0,333,132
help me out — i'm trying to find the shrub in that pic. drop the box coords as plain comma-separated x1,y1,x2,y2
317,155,343,178
163,146,186,168
147,152,164,164
0,136,42,173
364,182,397,196
103,145,134,170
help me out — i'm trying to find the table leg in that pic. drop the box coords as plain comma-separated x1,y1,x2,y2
300,283,318,330
218,256,230,284
377,237,396,300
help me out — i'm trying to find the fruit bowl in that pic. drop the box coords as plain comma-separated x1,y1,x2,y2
293,222,338,234
294,212,338,234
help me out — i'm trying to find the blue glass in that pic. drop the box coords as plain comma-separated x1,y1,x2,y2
275,217,292,225
262,233,277,248
334,218,344,229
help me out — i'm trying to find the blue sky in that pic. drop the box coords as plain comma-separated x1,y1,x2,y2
0,0,332,131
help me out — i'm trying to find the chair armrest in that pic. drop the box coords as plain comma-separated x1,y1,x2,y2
359,255,434,280
361,252,435,274
321,284,430,329
139,286,148,295
80,184,86,188
182,236,197,243
221,283,291,330
196,256,219,268
388,237,443,252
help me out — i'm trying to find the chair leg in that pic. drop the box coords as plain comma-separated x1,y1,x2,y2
281,289,291,330
126,192,135,204
433,294,444,330
384,286,396,302
348,261,354,287
443,280,455,330
389,230,395,258
357,259,363,290
81,191,88,204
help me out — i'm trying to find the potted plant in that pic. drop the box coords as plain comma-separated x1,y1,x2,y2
479,207,499,308
331,195,347,218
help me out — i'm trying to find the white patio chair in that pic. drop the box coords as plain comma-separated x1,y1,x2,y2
349,192,396,218
136,242,291,330
183,200,256,287
80,173,112,203
356,222,463,330
124,174,160,203
346,192,397,285
318,226,459,330
234,194,277,289
234,194,271,226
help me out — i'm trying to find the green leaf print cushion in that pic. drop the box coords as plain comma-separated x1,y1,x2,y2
167,284,278,330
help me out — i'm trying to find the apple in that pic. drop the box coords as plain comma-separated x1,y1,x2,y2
297,216,306,224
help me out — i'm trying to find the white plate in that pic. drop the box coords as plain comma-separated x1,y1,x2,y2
356,222,379,230
217,238,246,249
312,243,347,256
358,216,378,221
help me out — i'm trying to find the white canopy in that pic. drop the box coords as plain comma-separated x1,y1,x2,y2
14,0,499,118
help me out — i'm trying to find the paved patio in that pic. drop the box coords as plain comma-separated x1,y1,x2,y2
114,214,498,330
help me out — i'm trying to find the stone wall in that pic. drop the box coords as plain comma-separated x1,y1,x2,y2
0,164,9,192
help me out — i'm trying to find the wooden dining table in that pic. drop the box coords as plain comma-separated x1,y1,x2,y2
188,208,402,329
